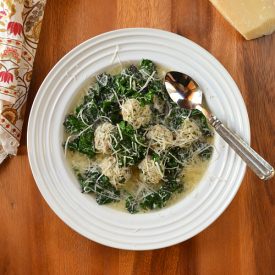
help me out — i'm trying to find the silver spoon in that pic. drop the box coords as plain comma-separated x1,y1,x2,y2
165,71,274,180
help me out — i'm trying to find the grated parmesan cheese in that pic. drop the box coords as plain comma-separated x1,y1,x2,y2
121,98,152,129
99,156,132,188
94,122,115,154
138,156,164,185
175,118,202,148
146,124,174,153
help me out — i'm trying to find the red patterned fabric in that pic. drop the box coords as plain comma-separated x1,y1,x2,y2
0,0,47,163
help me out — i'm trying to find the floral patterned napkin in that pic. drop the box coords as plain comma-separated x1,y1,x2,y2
0,0,46,164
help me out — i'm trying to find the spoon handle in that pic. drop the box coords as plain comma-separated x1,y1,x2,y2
209,115,274,180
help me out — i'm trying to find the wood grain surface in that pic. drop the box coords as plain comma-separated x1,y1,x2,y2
0,0,274,274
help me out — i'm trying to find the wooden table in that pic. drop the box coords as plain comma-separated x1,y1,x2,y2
1,1,274,274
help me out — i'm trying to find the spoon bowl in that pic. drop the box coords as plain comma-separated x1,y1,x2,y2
165,71,203,110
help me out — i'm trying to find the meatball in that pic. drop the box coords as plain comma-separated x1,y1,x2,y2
146,124,174,152
138,156,163,185
174,118,202,148
99,156,131,188
121,98,152,129
94,122,115,154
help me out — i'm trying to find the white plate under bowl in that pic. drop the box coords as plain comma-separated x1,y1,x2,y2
27,28,250,250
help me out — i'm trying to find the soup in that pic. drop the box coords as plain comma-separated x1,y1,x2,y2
63,60,213,213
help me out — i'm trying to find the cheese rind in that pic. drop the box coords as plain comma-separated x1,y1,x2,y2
210,0,275,40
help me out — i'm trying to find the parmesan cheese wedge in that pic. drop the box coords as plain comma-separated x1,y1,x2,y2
209,0,275,40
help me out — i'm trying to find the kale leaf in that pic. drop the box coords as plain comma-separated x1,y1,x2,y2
140,59,156,74
66,129,95,158
113,61,163,105
78,167,120,205
165,105,190,130
76,90,122,125
125,195,139,214
161,147,190,181
63,114,95,158
189,109,213,137
63,114,85,134
140,180,183,210
111,121,147,167
192,141,213,160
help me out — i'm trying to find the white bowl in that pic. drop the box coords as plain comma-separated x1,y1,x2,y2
27,28,250,250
